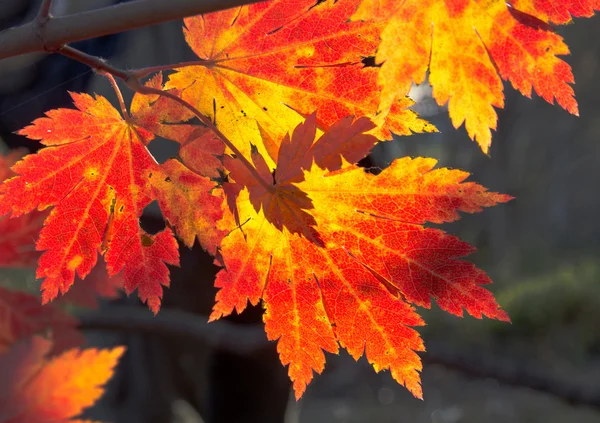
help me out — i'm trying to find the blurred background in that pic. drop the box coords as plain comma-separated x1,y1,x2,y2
1,1,600,422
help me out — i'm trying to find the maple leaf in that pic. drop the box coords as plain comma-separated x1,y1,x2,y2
166,0,436,164
212,117,511,398
351,0,595,152
150,159,226,252
0,151,46,268
60,261,124,309
0,81,223,313
0,286,83,354
130,73,225,178
509,0,600,24
0,209,45,268
0,336,124,423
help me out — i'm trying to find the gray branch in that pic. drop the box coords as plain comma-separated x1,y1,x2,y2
80,305,600,409
78,305,269,355
0,0,265,60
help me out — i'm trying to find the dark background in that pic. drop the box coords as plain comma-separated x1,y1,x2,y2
1,1,599,422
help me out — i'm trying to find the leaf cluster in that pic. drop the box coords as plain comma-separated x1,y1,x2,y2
1,0,597,407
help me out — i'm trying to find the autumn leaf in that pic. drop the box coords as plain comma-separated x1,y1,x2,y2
150,159,226,253
351,0,596,152
0,81,223,313
509,0,600,24
0,151,46,268
60,261,124,309
0,336,124,423
212,117,511,398
166,0,435,165
0,286,83,354
130,73,225,178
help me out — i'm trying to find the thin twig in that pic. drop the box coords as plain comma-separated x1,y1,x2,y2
131,60,212,80
59,45,130,81
37,0,54,22
0,0,265,59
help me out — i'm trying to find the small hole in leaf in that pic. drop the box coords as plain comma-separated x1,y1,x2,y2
147,136,180,164
140,201,165,234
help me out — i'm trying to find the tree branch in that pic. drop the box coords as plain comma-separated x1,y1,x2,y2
78,305,600,409
0,0,265,60
424,342,600,409
78,305,269,355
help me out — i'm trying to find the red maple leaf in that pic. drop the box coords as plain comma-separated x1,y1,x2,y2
0,79,223,313
0,286,83,355
0,151,46,268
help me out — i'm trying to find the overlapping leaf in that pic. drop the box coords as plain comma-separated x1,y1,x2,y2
150,159,225,253
0,336,124,423
212,116,510,398
166,0,435,164
0,81,223,313
0,212,45,268
0,287,83,354
351,0,598,152
509,0,600,24
0,151,46,268
60,262,124,309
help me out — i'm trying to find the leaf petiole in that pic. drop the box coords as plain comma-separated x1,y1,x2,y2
103,73,130,120
57,45,273,193
128,80,275,193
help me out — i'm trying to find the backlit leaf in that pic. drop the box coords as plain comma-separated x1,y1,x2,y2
166,0,435,165
351,0,595,152
150,159,226,252
0,336,124,423
0,287,83,354
0,83,221,313
0,151,46,268
212,117,510,398
60,261,124,309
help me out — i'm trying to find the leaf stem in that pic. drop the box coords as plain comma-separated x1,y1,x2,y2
130,81,274,192
104,74,130,120
59,45,130,81
57,45,274,193
131,59,213,80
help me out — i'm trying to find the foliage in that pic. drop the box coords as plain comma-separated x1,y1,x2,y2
0,336,124,423
0,0,598,409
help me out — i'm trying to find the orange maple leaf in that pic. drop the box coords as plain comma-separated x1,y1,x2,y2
212,116,511,399
0,286,83,355
166,0,436,164
0,81,223,313
0,336,124,423
351,0,597,152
